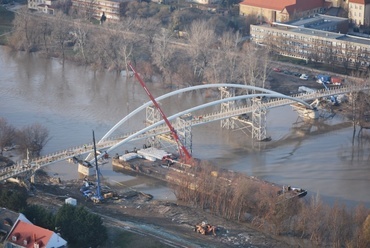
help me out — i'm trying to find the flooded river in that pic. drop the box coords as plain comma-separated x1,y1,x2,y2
1,46,369,207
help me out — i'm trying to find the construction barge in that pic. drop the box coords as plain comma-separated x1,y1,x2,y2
111,147,307,200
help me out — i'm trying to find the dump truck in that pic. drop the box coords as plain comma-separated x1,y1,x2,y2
330,77,343,85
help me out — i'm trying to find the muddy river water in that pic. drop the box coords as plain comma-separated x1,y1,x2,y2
1,46,369,208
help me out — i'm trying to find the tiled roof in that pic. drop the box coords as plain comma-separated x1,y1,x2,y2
349,0,370,4
240,0,296,11
6,220,53,248
240,0,325,13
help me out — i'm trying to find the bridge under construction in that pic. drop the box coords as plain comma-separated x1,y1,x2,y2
0,82,369,182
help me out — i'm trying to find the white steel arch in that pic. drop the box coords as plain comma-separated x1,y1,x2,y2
96,92,311,162
98,84,311,144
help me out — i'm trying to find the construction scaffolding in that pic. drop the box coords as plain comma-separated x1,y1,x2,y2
145,106,192,155
251,97,268,141
145,105,161,148
175,114,193,155
219,87,236,129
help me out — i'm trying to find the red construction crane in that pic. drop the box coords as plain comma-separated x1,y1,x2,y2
128,63,192,163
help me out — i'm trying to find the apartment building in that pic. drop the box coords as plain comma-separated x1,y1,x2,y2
348,0,370,26
239,0,329,23
28,0,55,14
250,21,370,70
71,0,124,21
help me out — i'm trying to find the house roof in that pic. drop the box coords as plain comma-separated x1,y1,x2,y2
6,220,59,248
240,0,325,13
349,0,370,4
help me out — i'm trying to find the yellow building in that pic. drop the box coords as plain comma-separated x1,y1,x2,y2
348,0,370,26
239,0,329,23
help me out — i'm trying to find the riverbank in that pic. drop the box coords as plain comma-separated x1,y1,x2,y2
26,166,292,247
0,148,290,247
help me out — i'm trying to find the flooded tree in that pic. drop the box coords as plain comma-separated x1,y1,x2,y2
9,7,41,52
51,11,71,62
0,118,16,155
16,123,50,158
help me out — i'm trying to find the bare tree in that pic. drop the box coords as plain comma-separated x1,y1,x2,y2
186,20,216,82
38,17,52,54
72,20,90,63
240,43,270,91
0,118,16,155
204,31,240,85
16,123,50,158
51,11,71,62
152,28,175,84
9,7,41,52
362,214,370,247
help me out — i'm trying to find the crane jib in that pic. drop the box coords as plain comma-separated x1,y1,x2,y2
128,63,192,162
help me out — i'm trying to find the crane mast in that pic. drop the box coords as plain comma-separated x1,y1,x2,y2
92,130,103,202
128,63,192,163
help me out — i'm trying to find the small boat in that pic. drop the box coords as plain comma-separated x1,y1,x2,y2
277,185,307,199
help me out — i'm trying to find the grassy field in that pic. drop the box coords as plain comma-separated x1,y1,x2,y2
0,6,15,44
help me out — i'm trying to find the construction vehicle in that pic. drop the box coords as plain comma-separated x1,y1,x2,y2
128,63,193,164
321,80,339,106
194,222,217,236
79,131,104,203
316,74,331,84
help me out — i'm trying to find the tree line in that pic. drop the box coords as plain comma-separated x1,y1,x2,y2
7,6,268,89
172,161,370,247
0,117,49,158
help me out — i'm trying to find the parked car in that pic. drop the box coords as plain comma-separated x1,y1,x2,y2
273,68,281,72
300,74,309,80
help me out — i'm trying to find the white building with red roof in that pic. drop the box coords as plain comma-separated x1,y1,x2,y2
4,220,67,248
239,0,329,23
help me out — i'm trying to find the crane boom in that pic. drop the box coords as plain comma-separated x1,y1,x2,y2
128,63,192,162
92,130,103,203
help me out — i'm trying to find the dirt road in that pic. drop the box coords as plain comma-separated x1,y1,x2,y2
27,174,291,248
